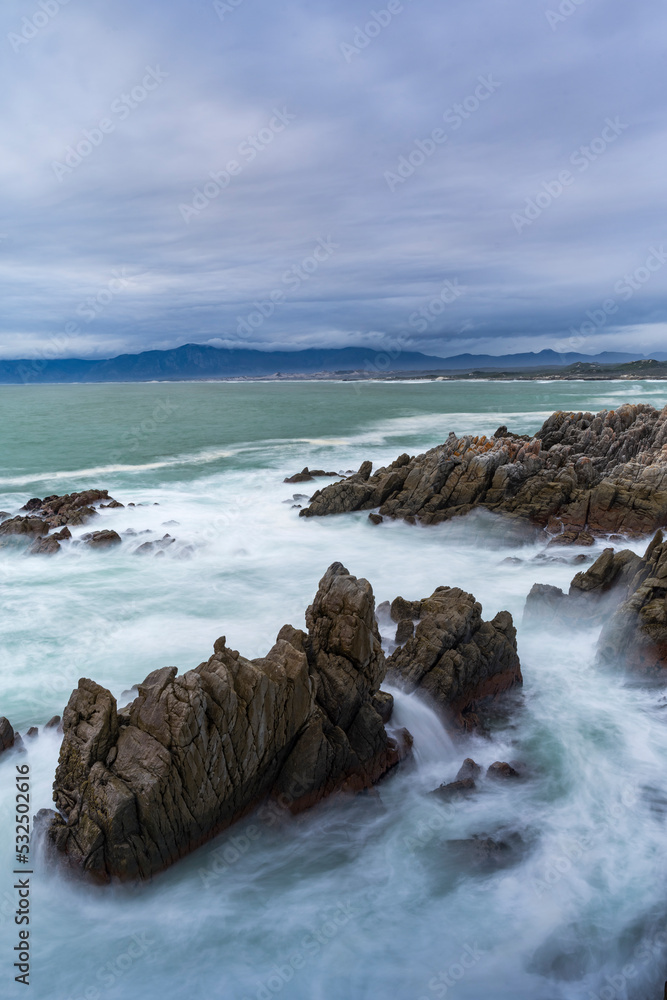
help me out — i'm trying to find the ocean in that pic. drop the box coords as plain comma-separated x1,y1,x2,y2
2,378,667,1000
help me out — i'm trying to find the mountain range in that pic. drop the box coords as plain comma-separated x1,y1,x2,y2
1,344,666,383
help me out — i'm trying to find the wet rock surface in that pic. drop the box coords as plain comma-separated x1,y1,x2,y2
386,587,522,728
0,717,15,754
0,490,129,555
599,531,667,675
45,563,409,881
300,405,667,541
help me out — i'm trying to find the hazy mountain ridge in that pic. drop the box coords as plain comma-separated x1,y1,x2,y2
0,343,665,383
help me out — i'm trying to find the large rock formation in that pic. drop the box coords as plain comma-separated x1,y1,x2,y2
385,586,522,728
43,564,409,881
598,532,667,675
524,546,642,627
300,405,667,542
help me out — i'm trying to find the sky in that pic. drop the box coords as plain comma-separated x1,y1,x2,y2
1,0,666,361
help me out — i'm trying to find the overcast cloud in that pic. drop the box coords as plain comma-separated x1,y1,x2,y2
0,0,665,360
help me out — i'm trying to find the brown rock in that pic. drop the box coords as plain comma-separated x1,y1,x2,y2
433,777,476,799
26,727,38,738
299,405,667,540
0,717,15,753
47,563,410,881
45,716,61,729
84,530,122,549
395,619,414,644
0,516,49,538
456,758,481,781
368,513,383,525
386,587,522,728
487,761,519,779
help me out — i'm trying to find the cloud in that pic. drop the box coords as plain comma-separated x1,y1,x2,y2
0,0,665,360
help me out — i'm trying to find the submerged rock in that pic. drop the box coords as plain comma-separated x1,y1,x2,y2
44,563,409,881
1,491,128,554
300,405,667,540
386,587,522,728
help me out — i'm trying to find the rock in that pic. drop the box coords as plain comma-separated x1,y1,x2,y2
45,716,61,730
390,596,421,623
53,527,72,541
284,468,339,484
433,777,476,799
20,498,43,511
26,727,38,739
368,513,383,525
0,516,49,538
0,717,15,753
29,535,61,555
134,535,175,555
445,832,524,871
599,531,667,674
371,690,394,724
386,586,522,728
525,546,644,627
46,563,410,881
100,501,124,508
299,405,667,540
83,530,122,549
394,619,414,644
456,758,481,781
0,511,12,521
487,761,519,779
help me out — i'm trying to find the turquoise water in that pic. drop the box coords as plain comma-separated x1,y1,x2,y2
1,379,667,999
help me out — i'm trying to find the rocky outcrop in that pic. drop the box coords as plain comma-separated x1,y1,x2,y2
0,717,15,754
598,531,667,675
524,546,642,626
284,467,337,484
386,586,522,728
301,405,667,542
43,564,409,881
1,491,130,555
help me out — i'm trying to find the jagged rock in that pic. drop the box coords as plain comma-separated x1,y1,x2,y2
134,534,175,555
487,761,519,779
83,530,122,549
26,727,38,738
284,467,338,484
456,758,481,781
394,619,414,644
30,535,61,555
0,516,48,538
371,690,394,724
599,531,667,674
525,546,643,627
45,563,410,881
0,717,15,753
0,511,11,521
45,716,61,730
100,500,124,508
368,513,383,525
386,586,522,728
300,405,667,540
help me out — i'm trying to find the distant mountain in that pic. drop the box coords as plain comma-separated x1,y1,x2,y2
0,343,664,384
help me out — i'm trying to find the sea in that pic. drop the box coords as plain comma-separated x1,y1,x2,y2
1,378,667,1000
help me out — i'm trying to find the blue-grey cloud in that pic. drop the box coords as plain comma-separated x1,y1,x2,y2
0,0,665,360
